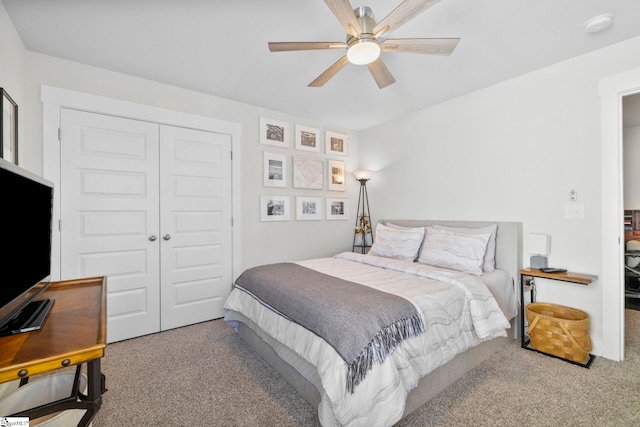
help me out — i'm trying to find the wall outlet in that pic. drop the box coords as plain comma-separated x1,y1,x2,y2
564,203,584,219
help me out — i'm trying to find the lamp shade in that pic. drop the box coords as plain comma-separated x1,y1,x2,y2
354,170,373,181
528,233,550,256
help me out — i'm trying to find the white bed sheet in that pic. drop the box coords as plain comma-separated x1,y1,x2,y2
224,252,516,427
475,269,518,320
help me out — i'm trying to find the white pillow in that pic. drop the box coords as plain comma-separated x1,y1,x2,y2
432,224,497,272
418,227,491,275
368,223,425,261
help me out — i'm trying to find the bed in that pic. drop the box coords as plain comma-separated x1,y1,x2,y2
224,220,522,426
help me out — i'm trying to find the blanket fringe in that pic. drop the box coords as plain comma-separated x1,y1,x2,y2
346,314,424,393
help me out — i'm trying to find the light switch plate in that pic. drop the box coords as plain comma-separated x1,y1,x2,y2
564,203,584,219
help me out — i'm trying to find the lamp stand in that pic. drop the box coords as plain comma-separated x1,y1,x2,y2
353,178,373,253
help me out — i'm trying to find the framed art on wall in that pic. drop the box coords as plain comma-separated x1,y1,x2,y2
260,117,290,148
325,131,347,156
326,197,348,220
293,157,323,190
296,196,322,221
260,195,291,221
328,159,346,191
263,151,287,187
1,88,18,164
295,125,320,152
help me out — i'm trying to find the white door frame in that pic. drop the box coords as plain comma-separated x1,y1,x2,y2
41,85,242,284
600,67,640,361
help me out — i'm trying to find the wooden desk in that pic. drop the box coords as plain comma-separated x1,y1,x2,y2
0,276,107,426
519,268,597,368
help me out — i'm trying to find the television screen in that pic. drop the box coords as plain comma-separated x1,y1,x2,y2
0,158,54,333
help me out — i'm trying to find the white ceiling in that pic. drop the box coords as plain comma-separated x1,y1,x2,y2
3,0,640,131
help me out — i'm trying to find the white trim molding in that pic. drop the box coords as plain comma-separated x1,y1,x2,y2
599,67,640,361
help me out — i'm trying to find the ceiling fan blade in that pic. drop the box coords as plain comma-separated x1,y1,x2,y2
323,0,362,36
366,58,396,89
373,0,441,35
269,42,346,52
381,38,460,55
308,55,350,87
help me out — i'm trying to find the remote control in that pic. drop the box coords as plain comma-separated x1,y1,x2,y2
539,267,567,273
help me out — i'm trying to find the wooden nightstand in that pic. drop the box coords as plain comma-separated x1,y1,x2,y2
519,268,597,368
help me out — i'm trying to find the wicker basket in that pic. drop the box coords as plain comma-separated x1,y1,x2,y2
525,302,592,363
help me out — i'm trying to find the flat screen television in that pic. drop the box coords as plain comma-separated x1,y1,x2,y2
0,157,55,336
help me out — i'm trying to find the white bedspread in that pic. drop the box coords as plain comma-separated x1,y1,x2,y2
224,252,514,427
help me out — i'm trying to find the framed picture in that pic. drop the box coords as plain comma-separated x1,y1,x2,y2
296,196,322,221
326,197,349,220
328,159,346,191
260,195,291,221
1,88,18,164
260,117,290,148
263,152,287,187
325,131,348,156
293,157,324,189
295,125,320,152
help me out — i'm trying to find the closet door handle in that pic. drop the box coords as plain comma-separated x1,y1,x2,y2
163,234,171,241
148,235,157,242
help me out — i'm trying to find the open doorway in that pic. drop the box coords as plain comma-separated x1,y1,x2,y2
600,68,640,362
623,94,640,312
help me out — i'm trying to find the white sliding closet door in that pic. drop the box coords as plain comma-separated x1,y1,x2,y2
59,109,233,342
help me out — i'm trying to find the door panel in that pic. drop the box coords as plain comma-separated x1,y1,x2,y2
60,110,233,342
159,125,232,330
60,109,161,342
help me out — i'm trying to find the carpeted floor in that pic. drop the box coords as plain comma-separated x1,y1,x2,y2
90,310,640,426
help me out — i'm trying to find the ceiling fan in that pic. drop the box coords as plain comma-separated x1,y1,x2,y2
268,0,460,89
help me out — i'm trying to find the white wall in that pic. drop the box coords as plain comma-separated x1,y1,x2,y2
0,4,359,273
0,2,25,165
359,36,640,356
624,125,640,209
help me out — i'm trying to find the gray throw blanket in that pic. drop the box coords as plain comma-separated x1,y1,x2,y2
234,262,424,393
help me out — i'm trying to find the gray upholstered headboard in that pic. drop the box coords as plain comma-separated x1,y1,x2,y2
379,220,523,282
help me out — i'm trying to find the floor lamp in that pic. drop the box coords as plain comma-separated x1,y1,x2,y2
353,170,373,253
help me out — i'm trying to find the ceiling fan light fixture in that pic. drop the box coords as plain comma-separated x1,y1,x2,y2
268,2,458,88
347,39,381,65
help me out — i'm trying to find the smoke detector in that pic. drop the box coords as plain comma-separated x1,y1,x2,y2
584,14,613,34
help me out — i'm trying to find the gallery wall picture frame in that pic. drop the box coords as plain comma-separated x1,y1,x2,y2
263,151,287,188
260,195,291,221
326,197,349,220
327,159,346,191
296,196,323,221
293,157,324,190
260,117,291,148
1,88,18,165
325,131,348,156
295,125,321,152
